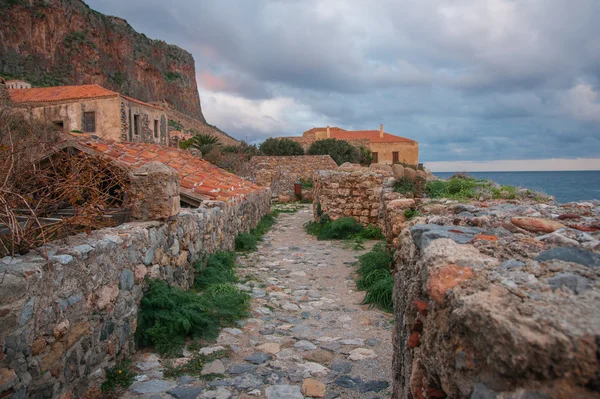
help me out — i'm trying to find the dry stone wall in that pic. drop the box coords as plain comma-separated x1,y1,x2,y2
250,155,337,196
313,166,395,226
391,199,600,399
0,191,270,399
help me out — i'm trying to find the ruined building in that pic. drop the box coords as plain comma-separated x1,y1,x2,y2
8,84,168,145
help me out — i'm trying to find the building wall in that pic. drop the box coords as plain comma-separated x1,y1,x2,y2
0,191,271,399
370,141,419,166
5,80,31,89
21,97,122,140
120,98,168,145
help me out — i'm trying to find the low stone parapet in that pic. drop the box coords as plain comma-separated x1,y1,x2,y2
391,199,600,398
0,190,270,398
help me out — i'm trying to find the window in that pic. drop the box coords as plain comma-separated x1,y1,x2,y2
53,120,64,130
372,152,378,163
392,151,399,163
128,109,132,140
154,120,159,138
133,114,140,136
83,112,95,133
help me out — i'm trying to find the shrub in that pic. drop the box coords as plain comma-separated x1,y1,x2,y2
404,208,421,220
424,175,520,200
136,279,250,356
393,176,425,196
179,134,221,155
194,251,237,289
355,224,385,240
357,145,373,166
259,138,304,156
306,138,360,165
355,243,393,312
304,216,383,241
235,233,257,252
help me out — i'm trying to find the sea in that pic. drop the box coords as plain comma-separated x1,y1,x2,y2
433,171,600,204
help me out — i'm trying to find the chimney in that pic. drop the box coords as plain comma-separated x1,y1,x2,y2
327,125,331,138
379,124,384,138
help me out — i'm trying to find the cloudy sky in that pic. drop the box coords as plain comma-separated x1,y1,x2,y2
86,0,600,171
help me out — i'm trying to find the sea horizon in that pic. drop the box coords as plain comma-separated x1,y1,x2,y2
433,170,600,203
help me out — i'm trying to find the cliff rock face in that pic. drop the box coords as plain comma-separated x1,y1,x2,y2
0,0,205,121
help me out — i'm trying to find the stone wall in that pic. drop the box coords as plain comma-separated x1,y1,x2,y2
249,155,338,196
0,191,271,399
390,200,600,398
313,166,395,226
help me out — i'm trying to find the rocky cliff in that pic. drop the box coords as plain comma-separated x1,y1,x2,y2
0,0,206,121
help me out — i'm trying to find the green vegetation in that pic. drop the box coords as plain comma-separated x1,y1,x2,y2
304,215,383,241
299,178,313,190
393,176,426,196
101,360,136,393
259,138,305,156
425,174,517,200
179,134,221,155
404,208,422,220
111,71,126,86
307,138,361,166
169,119,184,131
234,213,277,252
165,71,182,81
355,243,393,312
194,251,237,289
357,145,373,166
164,347,231,379
63,30,95,49
135,279,250,357
70,129,83,133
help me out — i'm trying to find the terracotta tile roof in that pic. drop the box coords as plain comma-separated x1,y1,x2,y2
70,134,265,203
302,126,415,143
332,130,416,143
8,84,119,103
9,84,163,110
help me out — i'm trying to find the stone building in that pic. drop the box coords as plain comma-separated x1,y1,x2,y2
283,124,419,166
8,84,168,145
5,79,31,89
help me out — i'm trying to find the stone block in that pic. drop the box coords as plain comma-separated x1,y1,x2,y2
392,164,405,180
130,162,180,221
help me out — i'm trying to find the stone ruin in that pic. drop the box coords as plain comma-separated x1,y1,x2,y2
312,165,600,398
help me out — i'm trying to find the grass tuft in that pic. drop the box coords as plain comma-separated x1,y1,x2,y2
305,217,383,241
355,243,394,312
101,360,136,393
194,251,237,289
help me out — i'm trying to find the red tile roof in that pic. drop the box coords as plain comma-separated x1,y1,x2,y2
303,126,415,143
332,130,416,143
8,84,163,110
70,135,265,202
9,84,118,103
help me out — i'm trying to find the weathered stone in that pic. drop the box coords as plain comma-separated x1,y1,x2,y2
228,364,257,374
348,348,377,361
302,378,326,398
392,164,405,180
167,386,205,399
199,387,232,399
404,167,417,181
427,264,473,305
510,217,566,233
294,340,317,351
130,162,181,220
96,284,119,309
19,297,35,326
31,336,47,356
202,359,225,375
303,349,334,364
245,352,272,364
536,246,600,267
66,322,90,349
40,342,64,372
130,379,177,394
53,319,70,339
548,273,591,294
0,368,17,392
257,342,281,354
119,269,134,290
410,224,482,249
265,385,304,399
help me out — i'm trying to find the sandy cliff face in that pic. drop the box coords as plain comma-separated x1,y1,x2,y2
0,0,205,121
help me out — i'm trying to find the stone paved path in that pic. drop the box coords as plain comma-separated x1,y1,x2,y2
121,206,393,399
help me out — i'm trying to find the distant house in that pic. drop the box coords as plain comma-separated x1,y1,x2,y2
284,125,419,165
8,84,168,145
5,79,31,89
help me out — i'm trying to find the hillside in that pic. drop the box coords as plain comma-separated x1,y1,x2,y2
0,0,205,121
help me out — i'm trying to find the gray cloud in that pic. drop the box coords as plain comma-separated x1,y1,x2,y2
86,0,600,163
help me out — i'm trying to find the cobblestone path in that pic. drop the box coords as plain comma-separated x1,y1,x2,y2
122,205,393,399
